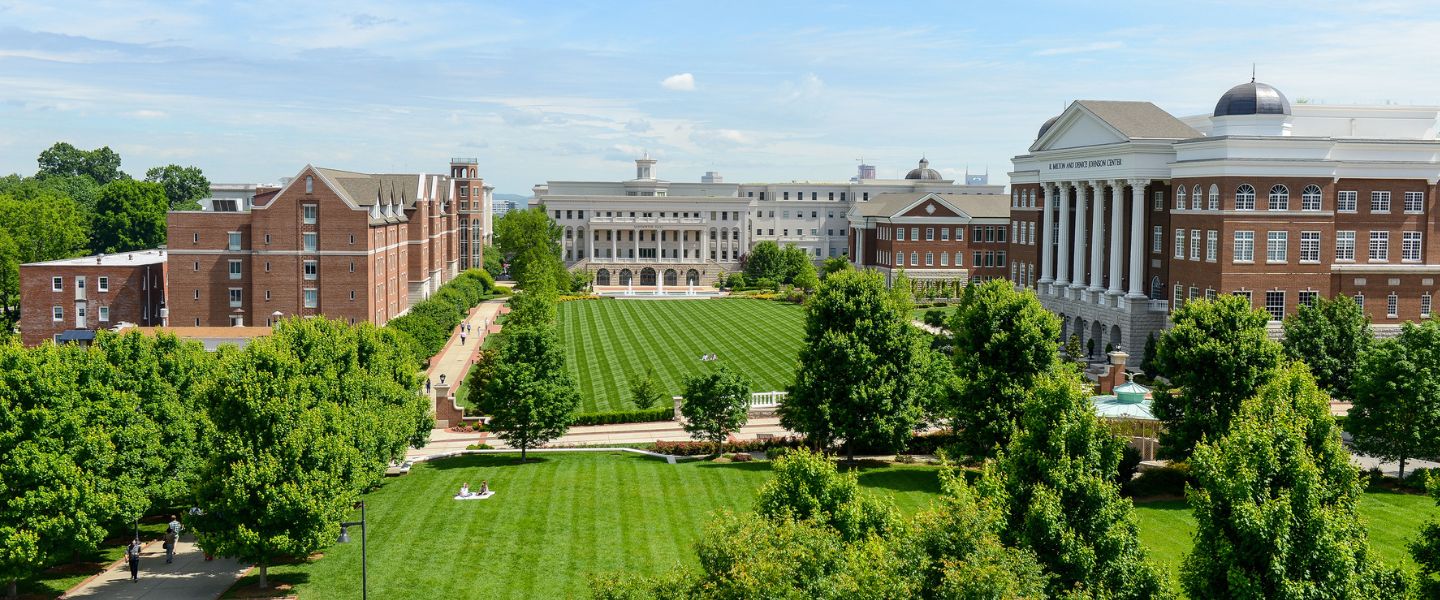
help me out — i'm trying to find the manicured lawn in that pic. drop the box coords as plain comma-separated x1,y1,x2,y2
557,299,806,412
252,452,941,600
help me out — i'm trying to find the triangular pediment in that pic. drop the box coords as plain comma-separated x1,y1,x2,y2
1030,104,1128,152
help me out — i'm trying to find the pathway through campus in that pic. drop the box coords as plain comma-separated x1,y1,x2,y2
426,298,507,402
62,536,248,600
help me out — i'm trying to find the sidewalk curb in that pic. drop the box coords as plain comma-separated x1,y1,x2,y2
409,446,684,464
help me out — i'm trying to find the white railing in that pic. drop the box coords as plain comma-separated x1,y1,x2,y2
748,391,787,409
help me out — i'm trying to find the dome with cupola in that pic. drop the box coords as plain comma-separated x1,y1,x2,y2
1214,80,1291,117
904,158,943,180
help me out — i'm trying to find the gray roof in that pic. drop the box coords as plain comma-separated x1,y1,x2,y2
1075,100,1200,140
312,168,453,226
853,192,1010,218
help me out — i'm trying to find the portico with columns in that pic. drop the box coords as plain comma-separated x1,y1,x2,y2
1013,100,1201,360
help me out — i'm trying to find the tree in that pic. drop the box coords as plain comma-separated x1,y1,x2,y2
779,244,811,284
477,326,580,460
792,261,819,292
755,448,899,541
144,164,210,211
628,366,665,409
681,366,751,454
0,230,19,336
36,142,126,184
1139,332,1159,378
821,255,851,278
911,466,1050,599
93,179,169,253
0,188,90,263
481,244,504,279
947,280,1060,458
1415,476,1440,598
980,371,1168,599
1153,294,1283,459
494,206,566,291
506,262,559,329
1348,319,1440,479
0,344,118,599
1282,295,1371,400
744,240,782,281
1183,363,1404,599
783,269,930,461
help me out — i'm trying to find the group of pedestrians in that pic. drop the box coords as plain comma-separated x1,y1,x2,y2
459,321,472,345
126,515,185,582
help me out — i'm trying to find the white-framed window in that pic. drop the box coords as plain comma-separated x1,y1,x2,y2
1423,293,1432,318
925,252,934,266
1355,293,1365,310
1190,228,1201,261
1191,185,1203,210
940,252,948,266
98,306,110,322
910,251,918,266
1336,231,1356,261
1029,222,1036,245
1208,185,1220,211
1174,283,1184,309
1265,290,1285,321
1176,186,1187,210
1338,190,1358,212
228,288,242,308
303,232,317,252
97,276,108,292
1302,185,1322,211
1268,185,1289,211
304,175,314,193
1267,231,1288,263
896,228,906,241
1405,191,1425,214
1206,230,1218,261
228,259,242,280
1387,293,1399,318
1300,232,1320,263
955,227,963,241
303,204,318,224
940,228,950,241
1403,231,1422,261
954,251,963,266
1299,290,1318,307
1371,191,1391,213
911,227,919,241
1369,231,1389,261
1206,289,1218,300
303,288,318,308
51,276,62,292
193,289,200,300
51,306,63,321
1234,231,1255,262
1153,226,1163,254
1153,190,1164,211
304,260,318,280
1236,184,1256,211
1234,290,1253,304
265,290,271,301
1174,228,1185,259
227,231,242,251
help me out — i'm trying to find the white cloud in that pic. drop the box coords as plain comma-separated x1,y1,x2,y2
129,109,166,119
660,72,695,91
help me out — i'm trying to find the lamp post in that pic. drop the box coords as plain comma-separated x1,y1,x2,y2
337,501,367,599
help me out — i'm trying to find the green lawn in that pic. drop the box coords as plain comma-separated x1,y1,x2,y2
557,299,806,413
253,452,941,600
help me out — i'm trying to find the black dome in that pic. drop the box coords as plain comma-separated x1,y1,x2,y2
904,158,943,180
1214,81,1291,117
1037,115,1059,139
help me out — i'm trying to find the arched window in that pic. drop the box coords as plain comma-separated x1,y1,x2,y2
1176,186,1187,210
305,176,314,194
1192,185,1203,210
1302,184,1322,211
1236,184,1256,210
1012,191,1019,207
1268,185,1289,211
1208,185,1220,211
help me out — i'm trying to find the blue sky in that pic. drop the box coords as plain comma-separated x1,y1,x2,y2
1,1,1438,194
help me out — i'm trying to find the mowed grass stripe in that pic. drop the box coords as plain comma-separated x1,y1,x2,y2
557,299,806,412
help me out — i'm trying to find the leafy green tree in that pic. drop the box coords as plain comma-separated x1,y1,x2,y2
1415,476,1440,598
1139,332,1160,378
0,344,118,600
494,206,566,291
36,142,126,184
947,280,1060,458
481,244,504,279
755,448,899,541
93,179,169,253
743,240,783,281
628,366,665,409
506,262,559,329
681,366,751,454
1183,363,1404,599
821,255,851,278
911,466,1049,599
1282,295,1371,400
478,326,580,460
1153,294,1283,459
981,371,1167,599
144,164,210,211
0,189,90,263
1348,319,1440,479
792,261,820,292
0,230,19,335
779,244,811,284
783,269,930,461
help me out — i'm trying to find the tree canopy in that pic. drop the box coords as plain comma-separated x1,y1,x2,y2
1282,295,1371,400
1416,477,1440,598
680,366,751,453
93,179,169,253
144,164,210,211
36,142,127,185
1153,294,1283,459
743,240,783,282
1348,319,1440,479
494,206,566,291
477,326,580,460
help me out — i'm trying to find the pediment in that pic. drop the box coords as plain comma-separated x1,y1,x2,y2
1030,105,1128,152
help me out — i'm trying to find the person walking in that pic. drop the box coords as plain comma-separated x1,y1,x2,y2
460,330,467,345
127,538,142,581
426,378,432,394
165,515,182,563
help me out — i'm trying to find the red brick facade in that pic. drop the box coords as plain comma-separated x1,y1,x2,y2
848,192,1011,285
19,250,167,346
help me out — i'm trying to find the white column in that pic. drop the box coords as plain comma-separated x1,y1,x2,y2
658,229,664,262
1055,182,1072,287
1071,182,1088,290
1127,180,1149,299
1107,182,1124,296
588,228,594,262
1088,181,1105,292
1039,184,1056,285
633,228,639,262
611,229,616,261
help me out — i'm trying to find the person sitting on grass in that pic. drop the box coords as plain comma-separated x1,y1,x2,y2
479,480,489,495
458,482,472,498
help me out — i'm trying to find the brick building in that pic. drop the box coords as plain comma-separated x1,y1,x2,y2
847,192,1011,289
19,249,167,346
166,165,467,328
1010,80,1440,355
451,158,494,272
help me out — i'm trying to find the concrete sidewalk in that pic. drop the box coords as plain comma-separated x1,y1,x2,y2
407,416,796,460
62,536,248,600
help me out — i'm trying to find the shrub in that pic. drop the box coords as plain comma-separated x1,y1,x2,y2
730,452,753,462
766,446,793,460
1123,464,1191,498
923,308,947,328
570,407,673,427
895,454,917,464
557,294,600,302
755,277,777,291
655,436,805,457
1116,445,1143,484
465,443,494,450
383,269,497,366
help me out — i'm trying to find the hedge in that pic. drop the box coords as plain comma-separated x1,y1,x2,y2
652,436,806,456
385,269,497,366
570,407,674,426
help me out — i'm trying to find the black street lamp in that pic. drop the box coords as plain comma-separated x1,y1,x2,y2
337,501,368,599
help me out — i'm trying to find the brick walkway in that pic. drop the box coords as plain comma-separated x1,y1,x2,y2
61,535,249,600
426,299,507,424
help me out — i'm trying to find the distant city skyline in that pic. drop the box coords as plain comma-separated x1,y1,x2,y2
2,0,1439,194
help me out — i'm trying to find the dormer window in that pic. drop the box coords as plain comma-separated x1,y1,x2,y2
305,176,314,194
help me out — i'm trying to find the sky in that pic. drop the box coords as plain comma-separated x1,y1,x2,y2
2,1,1439,195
